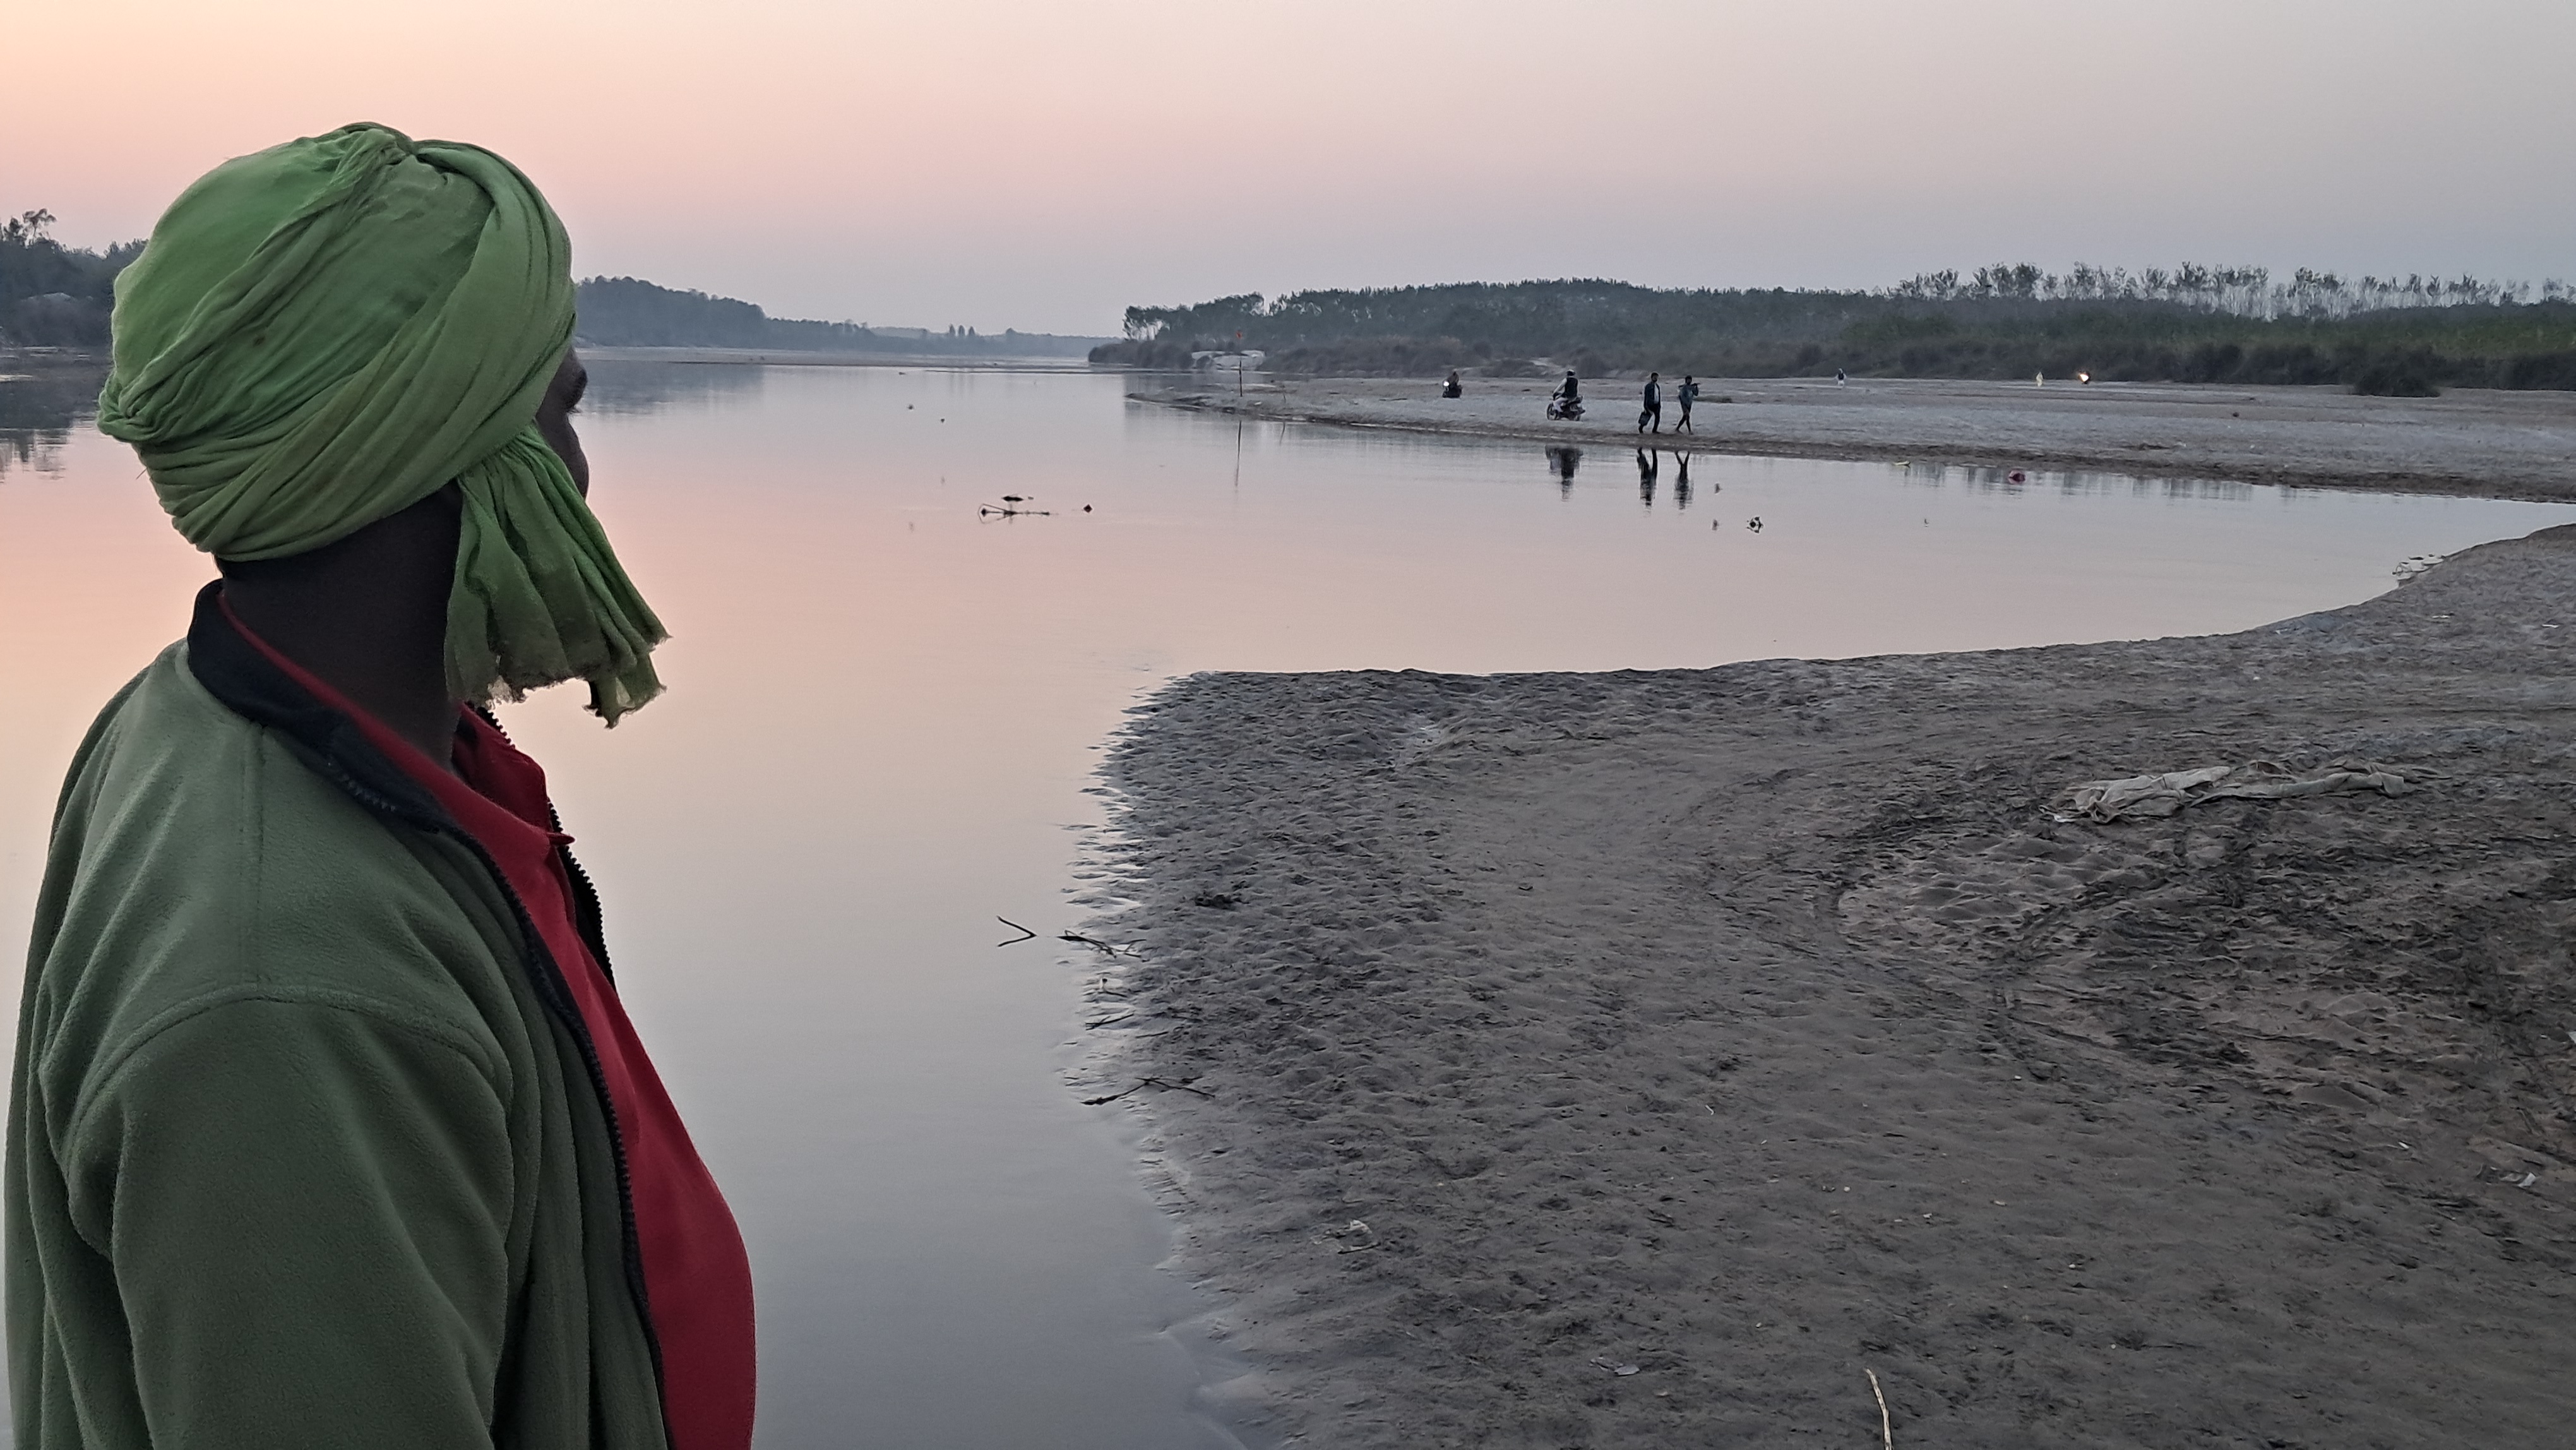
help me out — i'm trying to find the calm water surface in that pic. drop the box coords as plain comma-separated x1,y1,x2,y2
5,363,2572,1448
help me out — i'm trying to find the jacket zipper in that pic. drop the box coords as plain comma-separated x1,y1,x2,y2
470,709,624,988
305,748,674,1441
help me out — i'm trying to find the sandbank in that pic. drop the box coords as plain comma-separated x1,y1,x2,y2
1132,376,2576,502
1088,525,2576,1446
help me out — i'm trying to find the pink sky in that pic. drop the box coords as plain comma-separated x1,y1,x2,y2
9,0,2571,335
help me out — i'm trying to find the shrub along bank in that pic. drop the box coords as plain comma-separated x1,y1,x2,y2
0,212,140,350
1093,275,2576,394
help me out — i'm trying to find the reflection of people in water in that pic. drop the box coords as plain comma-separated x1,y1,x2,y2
1546,445,1581,497
1635,446,1659,505
1673,451,1692,508
1441,369,1463,398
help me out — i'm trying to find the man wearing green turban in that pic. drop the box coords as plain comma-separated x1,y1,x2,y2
8,125,754,1450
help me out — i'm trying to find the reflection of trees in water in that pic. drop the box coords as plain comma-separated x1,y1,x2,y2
1,360,776,479
578,360,769,417
0,361,107,479
1902,460,2257,503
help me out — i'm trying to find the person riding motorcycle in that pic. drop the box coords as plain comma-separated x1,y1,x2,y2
1547,369,1584,421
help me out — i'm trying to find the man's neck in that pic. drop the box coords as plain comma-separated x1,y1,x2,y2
216,490,466,773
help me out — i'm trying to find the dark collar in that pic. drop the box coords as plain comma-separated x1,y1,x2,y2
182,580,458,832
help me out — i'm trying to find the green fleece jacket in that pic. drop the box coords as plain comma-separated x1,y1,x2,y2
8,586,669,1449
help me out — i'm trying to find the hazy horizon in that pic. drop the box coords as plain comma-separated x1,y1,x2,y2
9,0,2571,337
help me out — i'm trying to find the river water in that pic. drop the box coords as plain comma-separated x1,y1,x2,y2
4,362,2571,1448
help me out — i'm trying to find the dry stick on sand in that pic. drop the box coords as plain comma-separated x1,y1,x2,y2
1865,1367,1893,1449
1081,1077,1216,1106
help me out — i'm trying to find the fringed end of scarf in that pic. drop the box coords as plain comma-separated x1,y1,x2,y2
444,429,670,727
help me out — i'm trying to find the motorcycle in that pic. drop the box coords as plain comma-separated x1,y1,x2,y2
1546,393,1585,421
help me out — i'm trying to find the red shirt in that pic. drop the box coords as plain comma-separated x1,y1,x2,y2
221,598,756,1450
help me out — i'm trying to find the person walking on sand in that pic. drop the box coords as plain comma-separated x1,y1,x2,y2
9,124,754,1450
1674,374,1700,433
1638,371,1662,434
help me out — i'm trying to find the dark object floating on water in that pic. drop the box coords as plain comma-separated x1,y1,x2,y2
1191,891,1241,909
980,498,1053,517
1747,516,1763,532
1083,505,1093,512
2008,469,2028,482
1002,494,1027,503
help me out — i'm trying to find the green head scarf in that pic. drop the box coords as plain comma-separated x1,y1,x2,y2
97,122,665,723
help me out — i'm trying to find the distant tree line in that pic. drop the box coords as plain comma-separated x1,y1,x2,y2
0,211,142,348
0,213,1106,358
1886,262,2565,316
572,276,1106,356
1093,269,2576,394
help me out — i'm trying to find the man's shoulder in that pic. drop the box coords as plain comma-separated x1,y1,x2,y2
53,642,371,887
32,646,526,1100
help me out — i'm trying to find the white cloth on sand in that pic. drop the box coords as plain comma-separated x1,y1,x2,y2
2061,760,2419,823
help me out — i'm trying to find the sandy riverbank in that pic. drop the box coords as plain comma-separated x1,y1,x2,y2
1132,376,2576,503
1087,525,2576,1447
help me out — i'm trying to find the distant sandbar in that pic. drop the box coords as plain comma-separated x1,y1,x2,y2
1133,375,2576,502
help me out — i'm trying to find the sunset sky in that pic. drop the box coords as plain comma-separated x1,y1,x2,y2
10,0,2570,335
